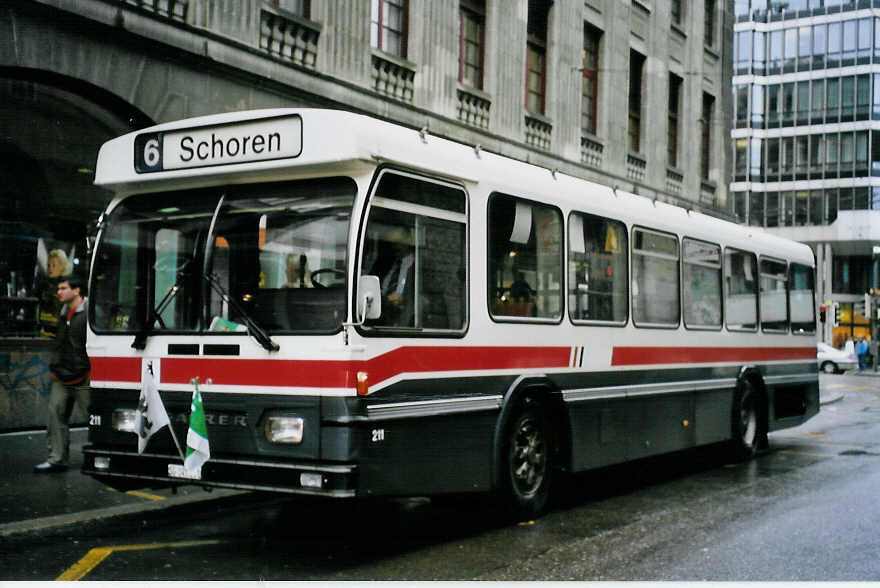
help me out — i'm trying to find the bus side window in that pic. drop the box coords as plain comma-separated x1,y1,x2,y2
361,171,467,331
789,263,816,334
568,212,628,324
631,227,680,328
487,194,563,321
682,238,722,329
760,257,789,332
724,247,758,331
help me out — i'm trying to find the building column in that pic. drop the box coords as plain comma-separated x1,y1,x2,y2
819,242,833,343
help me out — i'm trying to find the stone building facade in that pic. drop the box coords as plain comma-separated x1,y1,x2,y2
0,0,732,429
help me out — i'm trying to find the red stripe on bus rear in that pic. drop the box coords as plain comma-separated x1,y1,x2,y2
610,346,815,366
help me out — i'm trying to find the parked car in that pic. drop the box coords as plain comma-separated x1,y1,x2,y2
817,342,858,374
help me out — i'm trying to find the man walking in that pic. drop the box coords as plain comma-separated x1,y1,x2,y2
34,276,90,473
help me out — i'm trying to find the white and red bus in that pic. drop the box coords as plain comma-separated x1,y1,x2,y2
83,109,818,517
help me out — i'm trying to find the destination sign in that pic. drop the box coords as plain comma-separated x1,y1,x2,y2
134,115,303,173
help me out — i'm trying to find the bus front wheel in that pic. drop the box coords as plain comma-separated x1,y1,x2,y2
501,397,552,519
729,378,764,461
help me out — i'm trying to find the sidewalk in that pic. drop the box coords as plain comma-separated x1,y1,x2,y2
0,427,244,537
0,382,856,537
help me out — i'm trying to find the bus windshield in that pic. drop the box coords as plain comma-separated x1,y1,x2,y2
90,177,357,335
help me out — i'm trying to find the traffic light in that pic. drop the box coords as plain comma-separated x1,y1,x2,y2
832,303,841,327
819,305,826,323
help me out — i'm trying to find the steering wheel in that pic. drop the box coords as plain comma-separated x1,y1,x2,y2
310,268,345,288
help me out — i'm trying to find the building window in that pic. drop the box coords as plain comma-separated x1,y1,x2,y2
768,83,780,125
735,84,748,127
769,29,782,72
766,192,779,227
274,0,309,17
672,0,683,26
371,0,408,58
735,30,751,73
628,50,646,153
582,24,601,136
733,192,747,223
525,0,550,115
704,0,716,48
701,92,715,180
668,74,683,168
749,192,764,226
459,1,485,89
767,137,780,179
735,138,748,181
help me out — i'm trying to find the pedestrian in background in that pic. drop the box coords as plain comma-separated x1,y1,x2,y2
857,337,870,371
34,276,90,473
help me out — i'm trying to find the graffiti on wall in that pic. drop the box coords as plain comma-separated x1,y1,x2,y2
0,352,52,421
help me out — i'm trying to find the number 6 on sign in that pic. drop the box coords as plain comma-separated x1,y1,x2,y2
143,138,161,168
134,133,163,172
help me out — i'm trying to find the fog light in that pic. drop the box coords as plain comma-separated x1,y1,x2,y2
300,473,323,489
94,457,111,470
265,416,304,444
112,409,137,433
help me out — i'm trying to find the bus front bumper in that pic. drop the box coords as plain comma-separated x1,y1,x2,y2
82,446,357,497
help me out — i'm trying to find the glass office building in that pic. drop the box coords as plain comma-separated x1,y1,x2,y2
732,0,880,345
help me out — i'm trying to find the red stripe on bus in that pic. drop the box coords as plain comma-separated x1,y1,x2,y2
611,346,815,366
90,346,572,388
90,356,141,382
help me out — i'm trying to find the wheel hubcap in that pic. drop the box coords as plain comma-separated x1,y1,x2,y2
512,416,546,497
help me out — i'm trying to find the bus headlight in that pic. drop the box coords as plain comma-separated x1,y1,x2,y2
112,409,137,433
265,416,304,444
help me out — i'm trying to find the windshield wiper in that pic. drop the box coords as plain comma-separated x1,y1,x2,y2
203,272,280,352
131,264,190,350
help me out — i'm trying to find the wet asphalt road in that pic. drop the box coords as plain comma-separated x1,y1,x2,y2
4,373,880,581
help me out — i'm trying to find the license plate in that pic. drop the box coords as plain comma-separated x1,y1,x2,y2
168,464,201,480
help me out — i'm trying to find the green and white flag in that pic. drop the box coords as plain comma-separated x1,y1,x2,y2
184,379,210,474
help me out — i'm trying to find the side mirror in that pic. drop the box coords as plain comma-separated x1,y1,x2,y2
358,275,381,322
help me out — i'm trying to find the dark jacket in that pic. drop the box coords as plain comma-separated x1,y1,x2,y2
50,298,91,383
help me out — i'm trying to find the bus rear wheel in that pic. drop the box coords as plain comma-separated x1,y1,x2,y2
729,378,764,461
501,398,552,519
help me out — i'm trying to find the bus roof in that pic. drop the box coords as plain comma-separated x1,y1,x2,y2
95,108,814,267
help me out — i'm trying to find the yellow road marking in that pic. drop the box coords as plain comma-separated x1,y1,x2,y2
851,386,877,392
125,490,166,501
104,487,166,501
56,539,222,581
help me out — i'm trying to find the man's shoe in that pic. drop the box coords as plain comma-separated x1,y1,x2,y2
33,461,67,473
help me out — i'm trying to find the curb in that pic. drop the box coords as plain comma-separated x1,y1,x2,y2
820,392,845,406
0,488,247,537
